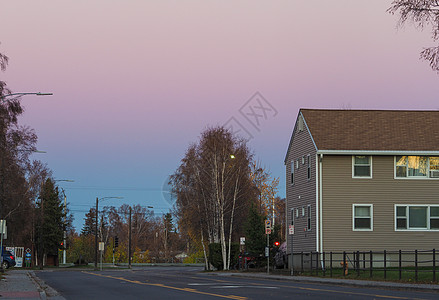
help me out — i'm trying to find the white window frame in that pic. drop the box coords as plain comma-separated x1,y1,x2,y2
302,206,305,217
394,156,439,180
352,204,373,231
307,154,311,180
291,161,294,185
290,208,294,226
352,156,372,178
307,205,311,231
394,204,439,231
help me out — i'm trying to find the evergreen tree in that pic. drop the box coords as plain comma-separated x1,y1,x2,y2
244,204,266,254
35,178,64,267
81,208,96,236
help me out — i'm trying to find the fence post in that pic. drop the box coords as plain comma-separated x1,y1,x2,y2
399,250,402,280
310,252,313,275
330,251,333,277
433,249,436,282
356,251,360,277
415,250,418,282
363,252,366,270
323,252,326,277
369,251,373,278
343,251,346,277
384,250,387,280
316,251,319,276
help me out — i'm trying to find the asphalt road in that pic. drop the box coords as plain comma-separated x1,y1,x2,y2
36,266,439,300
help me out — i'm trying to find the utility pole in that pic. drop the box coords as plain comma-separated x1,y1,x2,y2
128,206,132,269
63,192,67,264
95,197,98,270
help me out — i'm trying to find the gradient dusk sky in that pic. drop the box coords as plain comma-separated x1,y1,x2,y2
1,1,438,230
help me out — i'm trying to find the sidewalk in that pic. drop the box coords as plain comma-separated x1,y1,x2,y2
211,271,439,291
0,270,45,299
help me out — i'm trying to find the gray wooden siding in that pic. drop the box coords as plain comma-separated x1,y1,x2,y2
286,120,317,253
322,155,439,251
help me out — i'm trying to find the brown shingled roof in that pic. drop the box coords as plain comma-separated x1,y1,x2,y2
301,109,439,151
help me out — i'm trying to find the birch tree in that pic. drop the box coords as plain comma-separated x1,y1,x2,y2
388,0,439,72
171,127,254,270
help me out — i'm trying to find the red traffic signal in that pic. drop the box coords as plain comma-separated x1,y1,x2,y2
274,241,280,247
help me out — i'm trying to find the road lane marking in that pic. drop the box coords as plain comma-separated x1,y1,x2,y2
82,272,247,300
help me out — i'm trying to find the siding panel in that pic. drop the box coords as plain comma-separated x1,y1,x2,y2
322,155,439,251
286,117,317,253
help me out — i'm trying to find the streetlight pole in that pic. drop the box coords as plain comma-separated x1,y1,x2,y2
54,180,74,265
95,196,123,270
0,92,53,101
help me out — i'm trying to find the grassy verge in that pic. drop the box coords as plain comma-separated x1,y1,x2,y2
269,267,439,284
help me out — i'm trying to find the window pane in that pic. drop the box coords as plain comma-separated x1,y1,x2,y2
396,166,407,177
354,166,370,177
409,207,427,228
396,206,406,217
355,156,369,165
430,157,439,166
396,156,407,166
397,218,407,229
355,206,370,217
430,219,439,229
431,207,439,217
408,156,428,177
355,218,370,229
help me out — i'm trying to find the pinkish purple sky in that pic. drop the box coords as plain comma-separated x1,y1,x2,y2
1,1,438,230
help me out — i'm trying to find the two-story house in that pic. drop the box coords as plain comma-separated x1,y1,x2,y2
285,109,439,259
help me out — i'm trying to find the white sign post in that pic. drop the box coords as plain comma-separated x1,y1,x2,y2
99,242,104,271
0,220,6,269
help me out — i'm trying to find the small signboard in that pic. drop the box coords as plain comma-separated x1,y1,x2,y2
265,228,271,235
289,225,295,235
240,237,245,245
265,247,269,257
99,242,104,251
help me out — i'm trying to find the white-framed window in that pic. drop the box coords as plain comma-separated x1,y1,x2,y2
296,159,299,169
353,204,373,231
296,208,299,218
395,156,439,179
302,206,305,217
291,208,294,226
352,156,372,178
307,205,311,231
395,205,439,231
291,161,294,185
307,155,311,180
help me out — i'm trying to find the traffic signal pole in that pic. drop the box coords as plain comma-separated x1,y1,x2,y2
267,233,269,274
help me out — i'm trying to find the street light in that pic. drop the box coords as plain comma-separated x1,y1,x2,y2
95,196,123,270
0,92,53,100
54,180,74,265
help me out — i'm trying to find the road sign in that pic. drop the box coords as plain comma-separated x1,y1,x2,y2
99,242,104,251
240,237,245,245
265,228,271,235
264,219,271,227
265,247,269,257
25,248,31,254
289,225,295,235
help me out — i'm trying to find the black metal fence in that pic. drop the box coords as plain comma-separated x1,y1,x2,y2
290,249,438,282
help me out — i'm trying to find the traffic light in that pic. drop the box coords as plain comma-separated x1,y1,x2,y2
114,236,119,248
274,241,280,247
59,242,64,250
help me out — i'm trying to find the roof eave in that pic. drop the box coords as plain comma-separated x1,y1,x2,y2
317,150,439,156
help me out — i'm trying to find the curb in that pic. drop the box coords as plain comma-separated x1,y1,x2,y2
209,272,439,292
27,271,47,300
